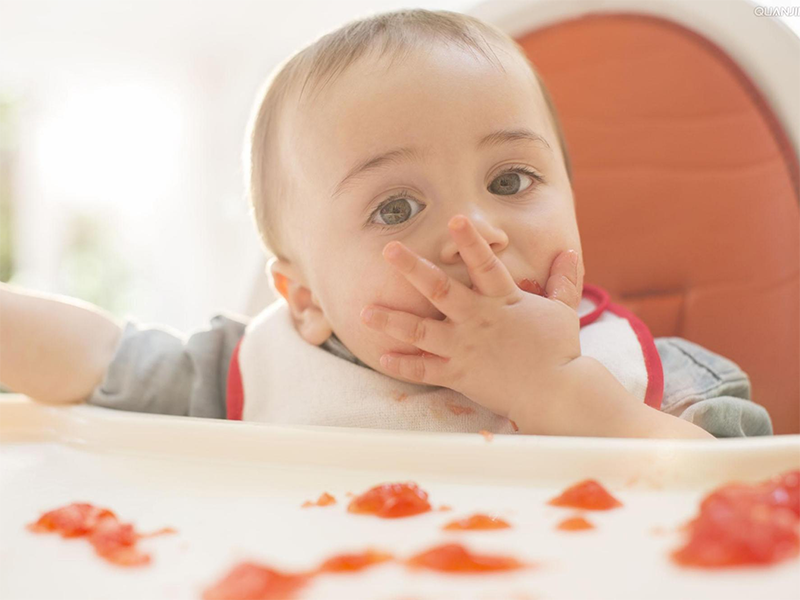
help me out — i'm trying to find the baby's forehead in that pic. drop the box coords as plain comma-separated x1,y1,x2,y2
291,44,551,148
310,42,541,106
286,52,555,202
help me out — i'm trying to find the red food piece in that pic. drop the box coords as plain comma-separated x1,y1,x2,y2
764,470,800,518
478,430,494,442
672,470,800,568
518,278,545,296
302,492,336,508
89,517,150,566
27,503,116,537
27,502,170,568
443,514,511,531
202,563,309,600
319,549,393,573
348,483,432,519
699,470,800,519
407,543,524,573
548,480,622,511
556,516,594,531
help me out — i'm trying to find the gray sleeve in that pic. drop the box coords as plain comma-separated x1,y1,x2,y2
87,313,248,419
655,337,773,437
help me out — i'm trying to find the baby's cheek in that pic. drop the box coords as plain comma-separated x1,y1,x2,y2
339,261,444,357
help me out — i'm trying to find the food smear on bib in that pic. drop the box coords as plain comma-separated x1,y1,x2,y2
446,401,474,416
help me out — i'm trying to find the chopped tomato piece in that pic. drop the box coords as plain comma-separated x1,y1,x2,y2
27,502,170,568
762,470,799,518
548,480,622,511
27,503,116,537
673,470,800,568
556,516,594,531
443,514,511,531
89,517,149,566
302,492,336,508
348,483,431,518
407,543,524,573
319,549,393,573
203,563,309,600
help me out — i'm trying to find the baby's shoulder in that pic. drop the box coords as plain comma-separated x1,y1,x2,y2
655,337,750,397
654,337,772,436
88,312,249,419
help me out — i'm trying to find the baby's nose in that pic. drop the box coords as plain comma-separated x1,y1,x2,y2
439,216,509,265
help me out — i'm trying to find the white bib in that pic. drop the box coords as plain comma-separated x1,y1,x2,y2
228,285,663,432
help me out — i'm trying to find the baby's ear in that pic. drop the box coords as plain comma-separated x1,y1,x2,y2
267,257,333,345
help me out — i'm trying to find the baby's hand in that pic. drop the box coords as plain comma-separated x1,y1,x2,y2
360,215,582,421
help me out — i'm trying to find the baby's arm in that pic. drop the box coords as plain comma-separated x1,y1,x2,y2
0,282,122,404
528,355,715,439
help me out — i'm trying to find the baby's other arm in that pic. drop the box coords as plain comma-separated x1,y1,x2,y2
0,282,122,404
525,355,716,439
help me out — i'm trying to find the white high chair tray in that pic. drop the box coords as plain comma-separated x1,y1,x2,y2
1,395,798,600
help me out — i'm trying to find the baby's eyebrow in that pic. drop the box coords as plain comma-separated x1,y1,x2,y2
331,128,551,199
332,147,423,199
477,128,552,152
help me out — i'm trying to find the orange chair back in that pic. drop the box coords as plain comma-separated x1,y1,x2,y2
517,14,799,433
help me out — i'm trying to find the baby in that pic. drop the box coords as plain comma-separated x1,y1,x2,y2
0,10,772,438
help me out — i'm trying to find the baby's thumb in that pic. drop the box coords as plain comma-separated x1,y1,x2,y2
545,250,582,311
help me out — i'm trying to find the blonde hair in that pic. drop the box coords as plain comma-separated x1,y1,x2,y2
246,9,572,261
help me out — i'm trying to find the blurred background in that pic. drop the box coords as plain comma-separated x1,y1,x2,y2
0,0,473,330
0,0,798,333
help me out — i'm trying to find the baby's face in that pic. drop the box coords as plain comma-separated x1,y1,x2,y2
281,43,581,379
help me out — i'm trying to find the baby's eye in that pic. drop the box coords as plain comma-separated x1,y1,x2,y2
488,169,538,196
370,196,425,227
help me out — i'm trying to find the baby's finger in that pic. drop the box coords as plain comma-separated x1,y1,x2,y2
379,352,451,387
448,215,517,298
360,306,454,358
383,242,476,323
545,249,581,310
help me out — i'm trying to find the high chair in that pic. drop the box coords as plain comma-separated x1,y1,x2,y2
471,0,800,433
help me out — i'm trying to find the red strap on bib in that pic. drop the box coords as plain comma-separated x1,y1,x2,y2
226,338,245,420
605,301,664,410
581,284,664,409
